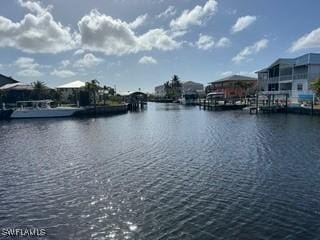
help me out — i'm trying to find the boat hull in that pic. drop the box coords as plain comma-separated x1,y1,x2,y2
11,108,80,119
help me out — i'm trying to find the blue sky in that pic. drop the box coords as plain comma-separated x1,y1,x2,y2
0,0,320,92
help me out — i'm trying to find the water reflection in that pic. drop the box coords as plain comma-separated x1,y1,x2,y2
0,103,320,239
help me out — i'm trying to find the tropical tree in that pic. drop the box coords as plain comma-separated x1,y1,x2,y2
85,79,101,110
51,89,62,105
164,81,171,99
311,77,320,96
108,87,115,96
32,81,47,100
171,75,182,99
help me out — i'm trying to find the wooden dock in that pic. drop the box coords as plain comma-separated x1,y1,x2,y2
199,99,247,111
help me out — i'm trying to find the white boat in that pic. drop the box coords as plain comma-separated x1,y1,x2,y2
180,92,199,105
11,100,81,119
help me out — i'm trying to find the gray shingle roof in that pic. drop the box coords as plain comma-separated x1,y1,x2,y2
210,75,257,84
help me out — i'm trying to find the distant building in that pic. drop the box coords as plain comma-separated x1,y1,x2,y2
155,81,204,97
56,80,86,103
207,75,257,98
256,53,320,102
154,85,166,97
0,74,19,87
182,81,204,93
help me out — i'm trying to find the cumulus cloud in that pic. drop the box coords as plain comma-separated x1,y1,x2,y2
78,10,180,55
0,0,77,54
290,27,320,52
221,71,233,76
216,37,231,48
139,56,157,64
232,38,268,63
129,14,148,29
73,53,104,68
157,6,176,19
14,57,39,69
60,60,70,67
51,69,76,78
231,15,257,33
17,69,43,77
196,34,215,50
195,35,231,50
73,49,85,56
14,56,44,77
170,0,218,30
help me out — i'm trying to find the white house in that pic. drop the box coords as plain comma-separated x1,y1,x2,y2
56,80,86,103
256,53,320,102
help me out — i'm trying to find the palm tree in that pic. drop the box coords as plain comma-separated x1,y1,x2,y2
108,87,115,96
311,77,320,96
32,81,47,100
85,79,100,110
171,75,182,99
164,81,171,99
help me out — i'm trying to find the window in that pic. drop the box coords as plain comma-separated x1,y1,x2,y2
297,84,303,91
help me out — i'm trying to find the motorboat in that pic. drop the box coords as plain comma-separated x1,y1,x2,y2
11,100,81,119
180,91,200,105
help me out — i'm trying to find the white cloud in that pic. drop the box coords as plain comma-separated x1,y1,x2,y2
0,0,77,54
78,10,180,55
170,0,218,30
14,57,39,69
232,38,268,63
227,9,237,15
221,71,233,76
290,27,320,52
61,60,70,67
73,49,85,56
14,56,44,76
216,37,231,48
129,14,148,29
157,6,176,19
231,15,257,33
51,69,76,78
196,34,215,50
139,56,157,64
195,35,231,50
17,69,43,77
73,53,104,68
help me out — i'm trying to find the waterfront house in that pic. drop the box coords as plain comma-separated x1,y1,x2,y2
182,81,204,94
154,85,166,97
56,80,86,103
207,75,257,99
0,82,33,103
0,74,19,87
256,53,320,102
155,81,204,97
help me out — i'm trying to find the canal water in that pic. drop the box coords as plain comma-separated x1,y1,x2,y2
1,103,320,240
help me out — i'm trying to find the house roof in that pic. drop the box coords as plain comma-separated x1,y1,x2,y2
0,82,33,91
210,75,257,84
256,53,320,73
0,74,19,87
56,80,86,89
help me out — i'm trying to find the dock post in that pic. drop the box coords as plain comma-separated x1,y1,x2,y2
255,93,259,114
311,97,314,116
285,94,288,113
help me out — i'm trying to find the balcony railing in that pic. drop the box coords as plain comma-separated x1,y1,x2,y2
267,73,308,82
